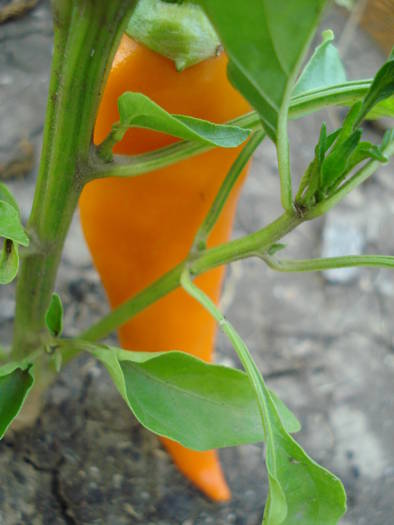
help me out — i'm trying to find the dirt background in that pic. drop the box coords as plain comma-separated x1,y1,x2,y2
0,1,393,524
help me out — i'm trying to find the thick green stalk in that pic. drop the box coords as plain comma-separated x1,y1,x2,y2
12,0,137,358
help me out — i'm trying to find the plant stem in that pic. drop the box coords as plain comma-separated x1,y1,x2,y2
190,211,300,274
262,254,394,272
88,80,373,180
192,130,266,254
80,263,184,344
12,0,137,359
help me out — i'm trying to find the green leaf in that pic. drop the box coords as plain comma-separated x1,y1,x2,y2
321,129,362,189
0,201,29,247
357,57,394,124
258,371,346,524
117,92,250,147
228,332,346,525
347,142,388,170
293,30,346,96
0,240,19,285
85,344,300,450
267,243,287,256
45,293,64,337
0,364,34,439
195,0,327,140
0,182,20,212
180,271,346,525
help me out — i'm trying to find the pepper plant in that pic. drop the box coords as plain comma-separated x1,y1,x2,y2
1,1,394,523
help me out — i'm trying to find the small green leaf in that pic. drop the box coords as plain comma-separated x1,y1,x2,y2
293,30,346,96
0,182,20,212
85,344,300,450
0,240,19,285
117,92,250,147
357,57,394,124
267,243,287,256
321,129,362,189
45,293,64,337
0,364,34,439
346,142,388,172
0,201,29,247
335,101,362,146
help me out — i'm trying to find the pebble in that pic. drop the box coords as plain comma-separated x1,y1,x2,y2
321,213,365,283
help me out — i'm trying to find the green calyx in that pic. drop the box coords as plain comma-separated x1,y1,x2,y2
126,0,221,71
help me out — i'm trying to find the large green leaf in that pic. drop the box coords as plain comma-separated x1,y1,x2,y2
258,369,346,524
293,30,346,96
230,336,346,525
180,272,346,525
117,92,251,147
85,344,300,450
0,364,34,439
195,0,327,140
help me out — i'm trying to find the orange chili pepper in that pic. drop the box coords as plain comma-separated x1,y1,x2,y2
79,33,250,501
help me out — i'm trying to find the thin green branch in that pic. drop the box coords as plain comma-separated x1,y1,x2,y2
96,124,125,162
88,80,373,180
191,130,266,254
189,211,300,275
180,268,271,441
80,263,184,343
262,254,394,273
277,110,293,211
78,211,300,345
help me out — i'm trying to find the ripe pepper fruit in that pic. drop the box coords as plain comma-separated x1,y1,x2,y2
79,1,250,502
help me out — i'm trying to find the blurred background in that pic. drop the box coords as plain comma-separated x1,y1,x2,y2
0,1,393,523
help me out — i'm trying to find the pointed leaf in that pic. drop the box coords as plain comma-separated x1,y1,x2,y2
358,57,394,123
348,142,388,168
179,273,346,524
259,374,346,524
0,201,29,247
321,129,362,189
86,344,301,450
117,92,250,147
45,293,64,337
0,182,20,212
0,240,19,285
195,0,327,140
294,30,346,96
0,364,34,439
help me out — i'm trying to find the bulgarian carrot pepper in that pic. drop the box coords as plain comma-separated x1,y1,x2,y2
79,0,250,502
